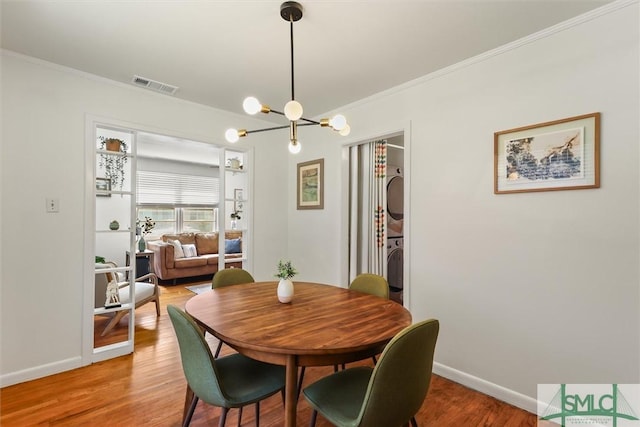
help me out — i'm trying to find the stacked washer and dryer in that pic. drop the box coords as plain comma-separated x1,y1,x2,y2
386,165,404,304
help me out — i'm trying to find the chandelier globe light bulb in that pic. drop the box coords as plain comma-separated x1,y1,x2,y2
338,124,351,136
243,97,262,115
225,128,240,143
284,100,303,121
288,140,302,154
329,114,347,131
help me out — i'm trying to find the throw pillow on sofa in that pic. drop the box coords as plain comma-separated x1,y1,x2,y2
169,239,185,259
225,238,242,254
182,243,197,258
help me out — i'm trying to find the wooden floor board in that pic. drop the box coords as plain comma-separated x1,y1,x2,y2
1,281,537,426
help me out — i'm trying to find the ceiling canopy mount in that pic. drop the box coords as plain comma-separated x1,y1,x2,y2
280,1,303,22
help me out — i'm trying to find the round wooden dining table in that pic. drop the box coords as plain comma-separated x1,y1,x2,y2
184,281,412,427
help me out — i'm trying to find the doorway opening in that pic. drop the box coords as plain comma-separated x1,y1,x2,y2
346,133,405,304
386,135,404,304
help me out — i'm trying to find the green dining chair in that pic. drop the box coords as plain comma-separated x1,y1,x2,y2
298,273,390,395
167,305,285,427
349,273,389,299
303,319,439,427
348,273,390,365
212,268,255,289
211,268,255,357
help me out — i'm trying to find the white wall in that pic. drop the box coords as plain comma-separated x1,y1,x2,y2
288,2,639,411
0,51,288,384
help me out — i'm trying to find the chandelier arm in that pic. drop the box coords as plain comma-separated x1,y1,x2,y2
259,108,319,126
298,117,320,125
245,125,292,135
247,122,319,136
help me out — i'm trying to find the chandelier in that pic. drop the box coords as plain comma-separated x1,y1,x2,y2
224,1,350,154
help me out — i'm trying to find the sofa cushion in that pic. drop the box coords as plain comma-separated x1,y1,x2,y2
174,257,208,268
119,282,155,304
225,238,242,253
202,254,220,265
196,233,219,255
163,233,196,246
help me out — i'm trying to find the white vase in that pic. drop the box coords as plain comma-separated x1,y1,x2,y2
277,279,294,303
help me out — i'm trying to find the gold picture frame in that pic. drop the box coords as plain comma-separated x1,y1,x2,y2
494,113,600,194
297,158,324,210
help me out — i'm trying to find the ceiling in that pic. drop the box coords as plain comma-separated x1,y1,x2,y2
2,0,611,121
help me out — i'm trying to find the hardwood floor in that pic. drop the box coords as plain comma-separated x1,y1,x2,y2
1,282,537,426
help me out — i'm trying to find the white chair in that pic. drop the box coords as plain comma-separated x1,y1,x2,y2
96,261,160,336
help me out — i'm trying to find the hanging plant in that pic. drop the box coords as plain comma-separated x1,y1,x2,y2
98,136,128,190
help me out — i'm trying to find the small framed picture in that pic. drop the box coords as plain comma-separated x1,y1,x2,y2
297,158,324,210
234,188,244,211
494,113,600,194
96,177,111,197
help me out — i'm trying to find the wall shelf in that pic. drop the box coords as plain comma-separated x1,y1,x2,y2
96,149,130,157
225,167,246,174
96,190,133,197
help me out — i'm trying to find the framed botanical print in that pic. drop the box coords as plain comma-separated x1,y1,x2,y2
297,158,324,210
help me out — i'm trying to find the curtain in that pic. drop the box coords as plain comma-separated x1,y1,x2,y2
348,139,387,281
369,140,387,274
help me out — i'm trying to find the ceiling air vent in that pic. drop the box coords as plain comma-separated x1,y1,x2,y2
132,75,179,95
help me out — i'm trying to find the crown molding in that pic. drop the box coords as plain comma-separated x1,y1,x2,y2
327,0,637,116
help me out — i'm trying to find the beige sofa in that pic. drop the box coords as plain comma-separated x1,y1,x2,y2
147,231,243,282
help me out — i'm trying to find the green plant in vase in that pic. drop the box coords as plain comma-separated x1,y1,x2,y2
230,210,241,230
275,260,298,280
136,216,155,251
275,260,298,303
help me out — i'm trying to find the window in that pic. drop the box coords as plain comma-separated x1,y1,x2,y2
137,207,218,238
137,207,176,238
183,207,216,233
137,168,220,238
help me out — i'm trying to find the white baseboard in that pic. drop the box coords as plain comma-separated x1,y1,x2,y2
433,362,538,414
1,356,83,387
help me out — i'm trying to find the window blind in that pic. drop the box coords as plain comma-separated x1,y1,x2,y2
137,170,219,206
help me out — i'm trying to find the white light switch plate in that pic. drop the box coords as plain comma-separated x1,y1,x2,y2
46,198,59,213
